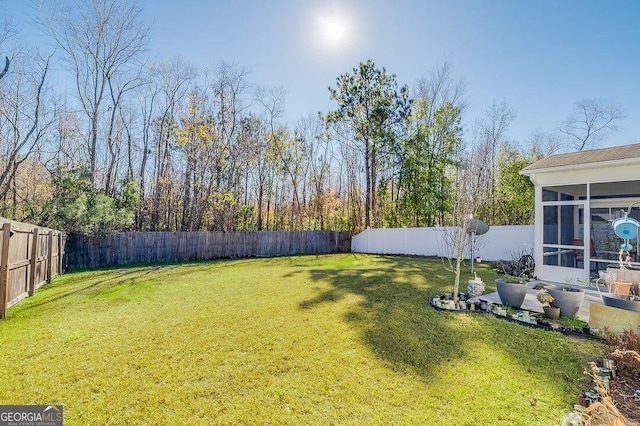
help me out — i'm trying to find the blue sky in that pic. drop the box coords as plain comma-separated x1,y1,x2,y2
4,0,640,149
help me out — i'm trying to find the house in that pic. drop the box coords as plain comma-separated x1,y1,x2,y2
520,143,640,283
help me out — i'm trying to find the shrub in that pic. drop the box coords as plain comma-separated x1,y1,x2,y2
606,329,640,374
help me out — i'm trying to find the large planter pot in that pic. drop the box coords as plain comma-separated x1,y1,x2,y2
495,279,527,309
546,285,585,317
602,294,640,313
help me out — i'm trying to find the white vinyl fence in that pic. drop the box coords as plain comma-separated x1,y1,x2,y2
351,225,535,261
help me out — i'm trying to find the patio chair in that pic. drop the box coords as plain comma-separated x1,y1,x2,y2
595,269,617,292
572,239,600,272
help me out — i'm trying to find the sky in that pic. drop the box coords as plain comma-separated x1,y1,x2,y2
3,0,640,149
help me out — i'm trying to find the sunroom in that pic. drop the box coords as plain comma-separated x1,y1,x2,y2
520,143,640,283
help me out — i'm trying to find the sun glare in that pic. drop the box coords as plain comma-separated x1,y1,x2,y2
317,14,350,48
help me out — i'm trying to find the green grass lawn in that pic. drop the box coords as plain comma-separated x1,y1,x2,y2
0,254,603,425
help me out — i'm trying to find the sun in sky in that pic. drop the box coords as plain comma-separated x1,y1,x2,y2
315,8,354,50
318,15,349,46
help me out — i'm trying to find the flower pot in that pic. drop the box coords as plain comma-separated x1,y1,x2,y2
608,280,633,296
543,306,561,320
546,285,585,317
495,279,527,309
601,294,640,312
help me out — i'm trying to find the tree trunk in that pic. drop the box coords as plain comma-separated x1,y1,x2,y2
364,138,371,228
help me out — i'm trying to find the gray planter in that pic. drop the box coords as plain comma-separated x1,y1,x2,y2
602,294,640,313
495,279,527,309
546,285,585,317
543,306,561,320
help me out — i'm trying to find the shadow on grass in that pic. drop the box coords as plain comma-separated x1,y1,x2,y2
16,266,180,313
298,255,602,382
12,257,260,318
298,256,475,376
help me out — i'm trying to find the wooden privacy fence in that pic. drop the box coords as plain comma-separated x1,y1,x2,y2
0,218,65,319
66,230,352,271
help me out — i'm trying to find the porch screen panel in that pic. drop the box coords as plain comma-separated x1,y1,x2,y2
542,187,584,269
590,180,640,261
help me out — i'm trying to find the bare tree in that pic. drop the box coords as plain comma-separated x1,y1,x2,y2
415,60,467,121
560,98,624,151
148,58,196,230
135,68,163,229
0,56,8,80
0,52,56,216
0,17,17,82
296,113,332,230
41,0,150,185
527,129,563,157
257,86,311,229
440,161,482,304
104,67,148,195
471,99,516,224
237,114,267,230
209,62,251,230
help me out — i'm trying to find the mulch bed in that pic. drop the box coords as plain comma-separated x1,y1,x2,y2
430,300,604,341
611,369,640,422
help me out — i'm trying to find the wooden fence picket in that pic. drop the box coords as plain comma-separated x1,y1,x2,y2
0,218,66,319
0,222,11,319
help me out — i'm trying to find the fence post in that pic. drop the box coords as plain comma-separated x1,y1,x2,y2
59,233,65,274
47,230,54,283
0,222,12,319
28,227,39,296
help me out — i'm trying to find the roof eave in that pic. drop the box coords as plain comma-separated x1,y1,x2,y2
520,156,640,176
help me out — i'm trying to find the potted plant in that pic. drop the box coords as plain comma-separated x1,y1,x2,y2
608,280,633,296
536,289,560,320
546,280,585,318
495,275,528,309
597,268,640,313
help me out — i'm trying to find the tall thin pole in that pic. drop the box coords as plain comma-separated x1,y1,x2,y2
470,231,476,275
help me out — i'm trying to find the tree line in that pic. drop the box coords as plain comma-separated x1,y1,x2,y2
0,0,623,234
